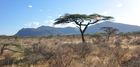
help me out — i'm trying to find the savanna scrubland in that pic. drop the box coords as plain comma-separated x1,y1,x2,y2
0,33,140,67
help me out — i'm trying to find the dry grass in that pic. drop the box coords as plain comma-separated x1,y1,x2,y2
0,35,140,67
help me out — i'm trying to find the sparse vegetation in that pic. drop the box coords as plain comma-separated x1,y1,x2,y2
47,35,54,38
0,34,140,67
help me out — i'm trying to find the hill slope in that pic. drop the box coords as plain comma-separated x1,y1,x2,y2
15,22,140,36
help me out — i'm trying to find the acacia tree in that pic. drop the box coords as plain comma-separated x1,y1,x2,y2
0,42,22,56
101,27,119,40
54,14,114,43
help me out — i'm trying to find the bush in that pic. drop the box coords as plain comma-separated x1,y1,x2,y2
50,44,73,67
71,43,93,58
0,54,17,66
121,56,140,67
91,33,104,38
22,43,54,66
0,42,10,55
47,35,54,38
130,38,140,45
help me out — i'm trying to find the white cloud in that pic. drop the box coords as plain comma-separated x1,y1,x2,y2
28,5,32,8
44,20,49,24
44,20,55,26
116,3,123,8
33,22,40,26
44,20,50,25
24,22,40,27
58,14,62,17
50,20,55,23
103,11,108,15
55,23,76,28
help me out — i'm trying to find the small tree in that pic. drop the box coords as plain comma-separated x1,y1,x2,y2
54,14,113,43
132,31,140,38
0,42,23,56
0,42,9,55
101,27,119,40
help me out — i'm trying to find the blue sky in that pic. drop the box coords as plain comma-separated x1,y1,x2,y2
0,0,140,35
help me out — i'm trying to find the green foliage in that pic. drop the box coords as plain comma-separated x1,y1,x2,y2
54,13,114,25
118,32,126,36
90,14,114,20
0,42,10,46
14,43,24,51
91,33,104,38
54,14,92,25
0,42,24,52
47,35,54,38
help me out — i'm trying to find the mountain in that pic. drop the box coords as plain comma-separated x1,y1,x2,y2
86,22,140,33
15,26,79,36
15,22,140,36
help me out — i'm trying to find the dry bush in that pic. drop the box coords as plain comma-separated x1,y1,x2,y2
0,35,140,67
113,47,129,65
130,38,140,45
92,38,106,44
48,43,93,67
49,44,73,67
0,54,17,66
117,34,132,41
88,44,130,67
71,43,93,58
121,56,140,67
22,43,54,66
114,38,122,47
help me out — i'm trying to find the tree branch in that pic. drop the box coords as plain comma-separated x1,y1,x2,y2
88,20,100,24
74,20,81,26
83,24,89,33
4,48,22,53
82,20,99,33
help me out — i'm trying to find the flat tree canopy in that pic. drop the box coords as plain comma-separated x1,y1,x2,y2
54,13,114,43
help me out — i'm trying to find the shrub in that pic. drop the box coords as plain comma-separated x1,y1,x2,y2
47,35,54,38
130,38,140,45
121,56,140,67
71,43,93,58
50,44,73,67
0,54,17,66
0,42,10,55
91,33,104,38
22,43,54,66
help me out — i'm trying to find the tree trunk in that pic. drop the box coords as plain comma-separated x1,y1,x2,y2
78,24,89,43
107,34,110,41
0,44,6,56
81,32,85,43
